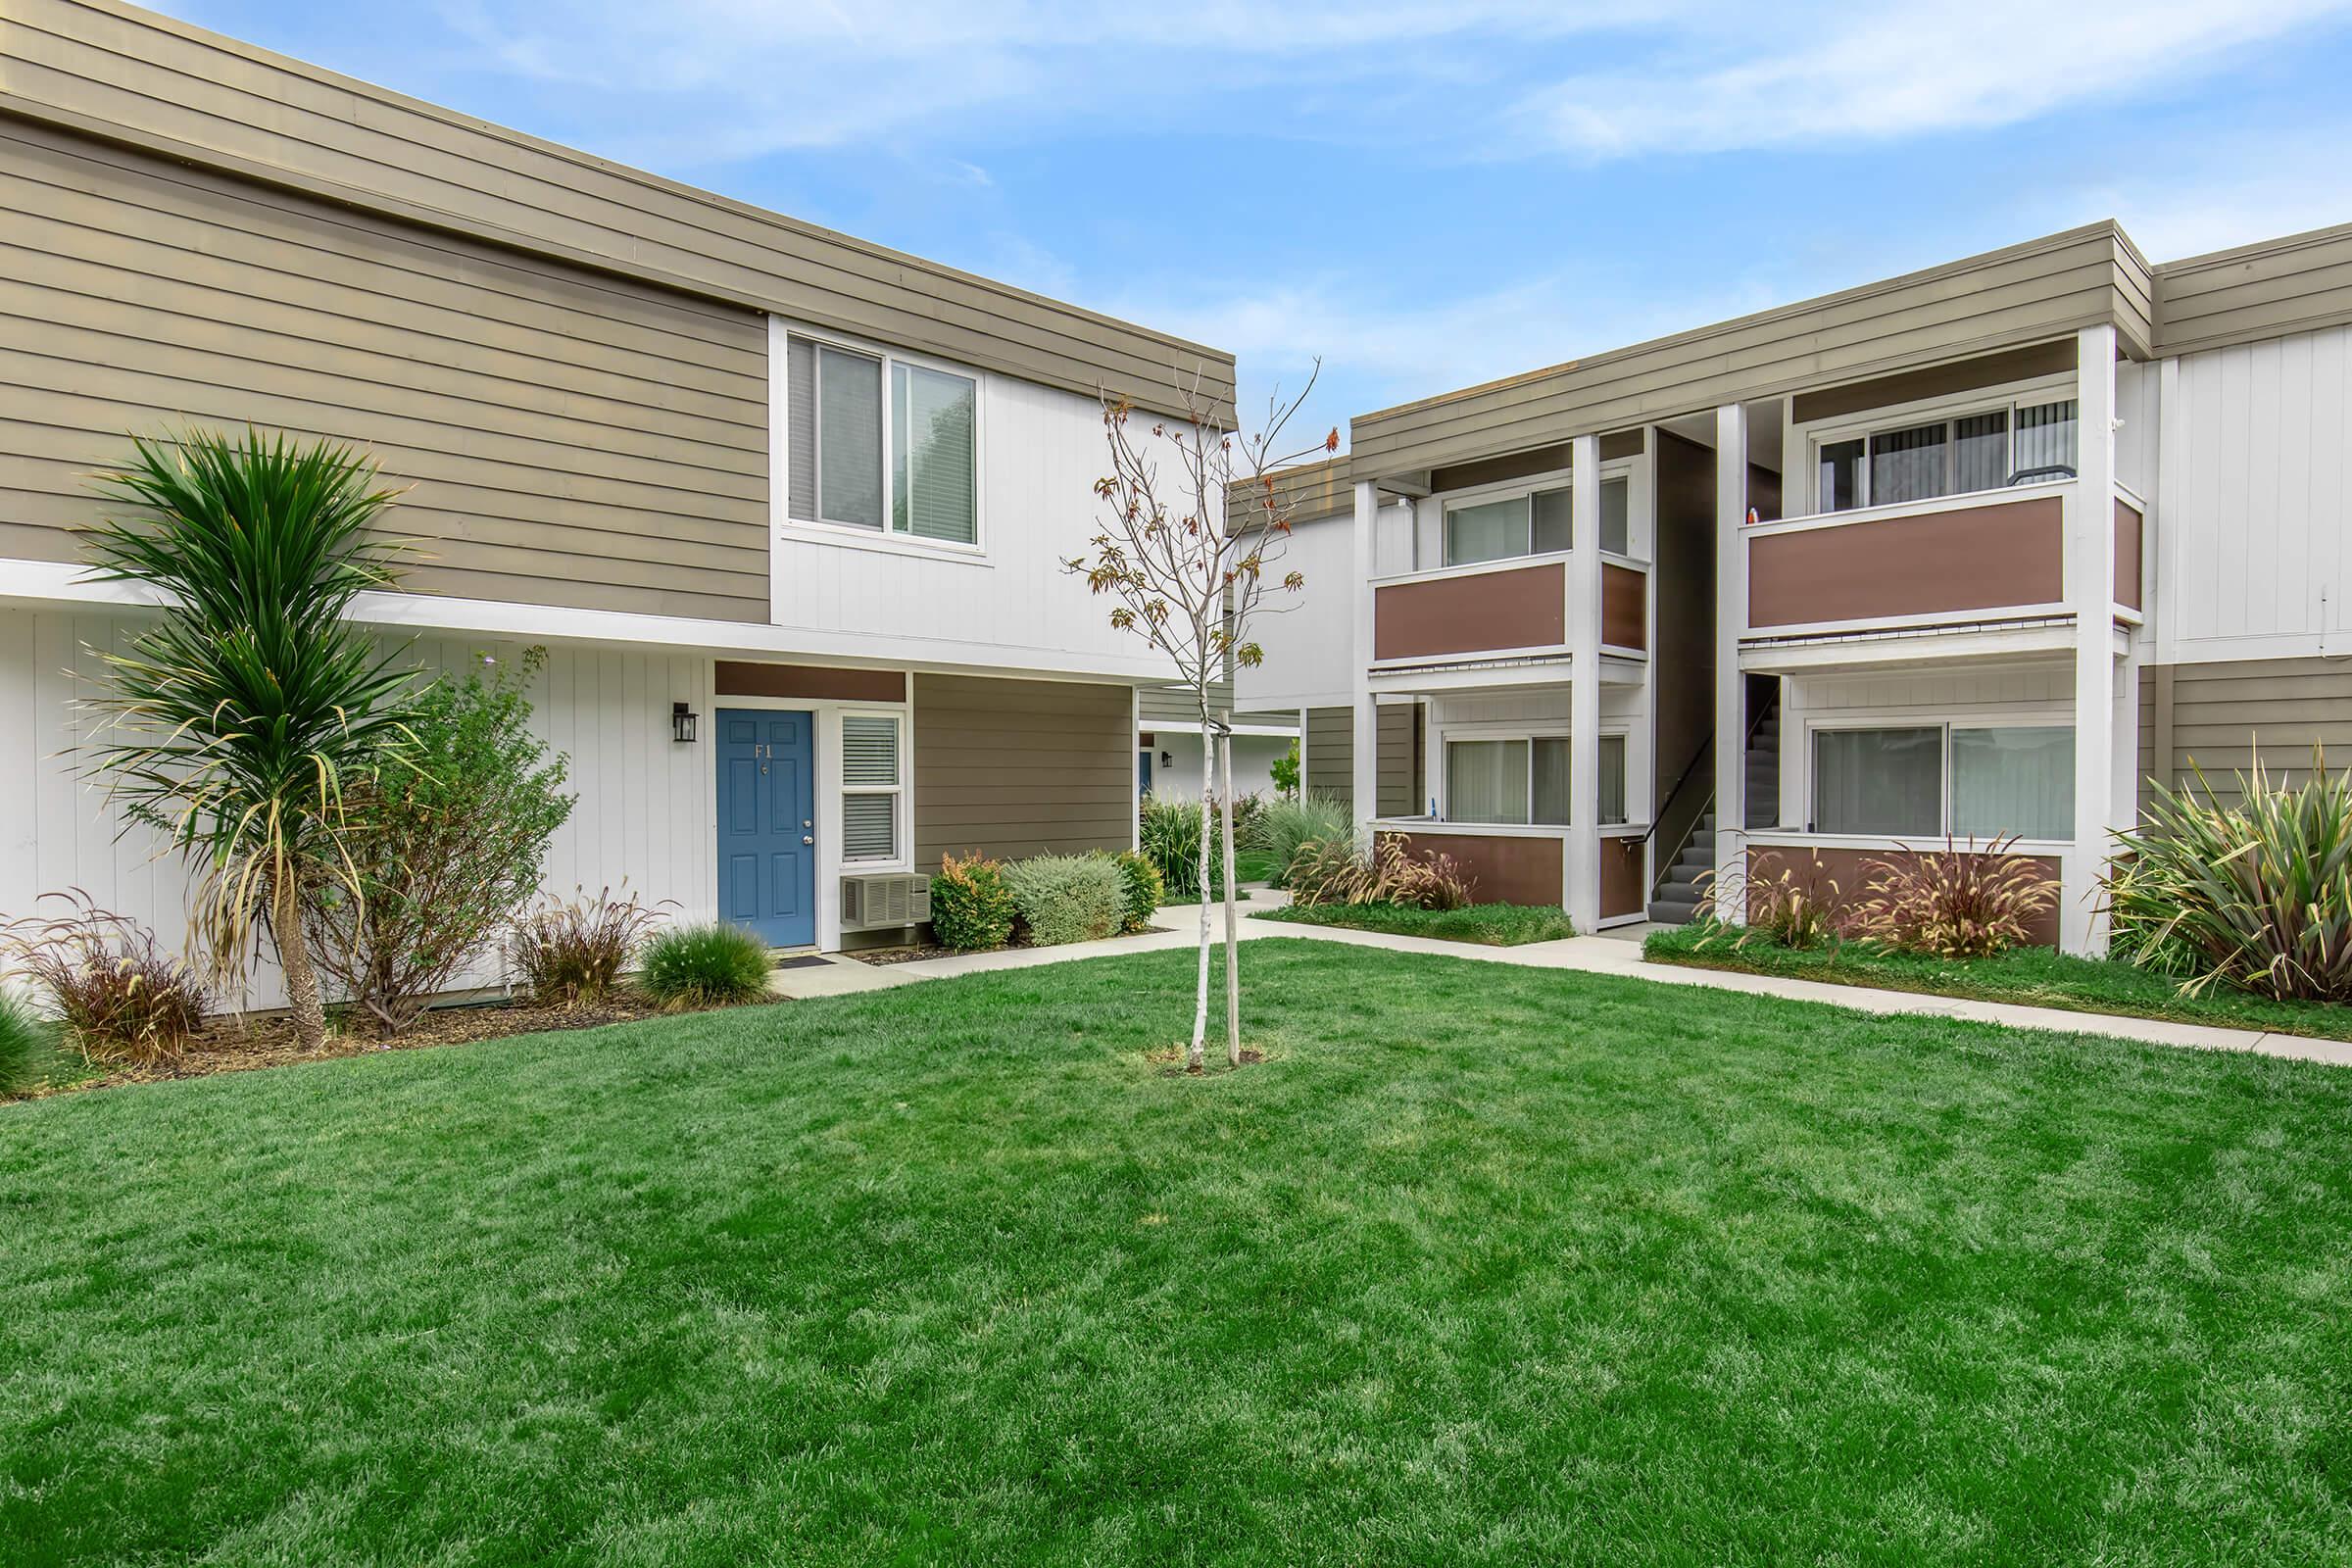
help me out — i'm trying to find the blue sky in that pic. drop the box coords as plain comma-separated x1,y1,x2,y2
156,1,2352,451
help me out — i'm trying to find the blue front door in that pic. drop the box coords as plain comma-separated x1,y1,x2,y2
717,709,815,948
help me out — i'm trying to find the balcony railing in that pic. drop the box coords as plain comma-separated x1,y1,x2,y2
1741,480,2071,639
1369,552,1649,666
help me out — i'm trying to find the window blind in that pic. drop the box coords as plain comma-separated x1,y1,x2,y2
818,346,883,528
892,364,977,544
786,336,817,521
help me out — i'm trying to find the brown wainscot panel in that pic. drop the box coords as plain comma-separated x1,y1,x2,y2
2115,498,2143,612
716,662,906,703
1601,563,1647,652
1388,832,1563,907
1375,563,1564,661
1601,837,1646,920
1746,496,2063,629
1745,845,2063,947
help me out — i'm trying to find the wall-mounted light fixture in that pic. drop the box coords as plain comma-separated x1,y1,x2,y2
1160,750,1174,769
671,702,698,744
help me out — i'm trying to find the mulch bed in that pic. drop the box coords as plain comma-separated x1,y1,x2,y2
29,989,786,1098
846,925,1172,967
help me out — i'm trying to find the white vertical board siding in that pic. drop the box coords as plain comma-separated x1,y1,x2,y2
2159,323,2352,662
0,608,716,1010
769,371,1155,672
1237,514,1359,710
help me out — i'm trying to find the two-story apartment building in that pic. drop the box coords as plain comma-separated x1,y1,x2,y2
0,0,1235,988
1245,220,2352,956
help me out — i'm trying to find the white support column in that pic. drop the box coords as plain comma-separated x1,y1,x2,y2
1350,479,1381,838
1566,434,1603,930
1712,404,1749,920
2067,323,2121,956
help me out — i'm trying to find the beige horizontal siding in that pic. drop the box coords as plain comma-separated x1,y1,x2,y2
0,119,769,621
2140,657,2352,810
1304,706,1353,803
1137,681,1235,726
912,674,1134,869
0,0,1232,417
1230,456,1352,530
1376,702,1422,817
2154,221,2352,357
1351,224,2146,478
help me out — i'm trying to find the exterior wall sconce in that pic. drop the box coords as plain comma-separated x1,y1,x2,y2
671,702,698,744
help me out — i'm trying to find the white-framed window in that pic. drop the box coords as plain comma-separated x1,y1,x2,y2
1813,393,2078,514
840,712,905,862
783,329,979,547
1441,476,1631,567
1443,734,1626,825
1809,721,2074,839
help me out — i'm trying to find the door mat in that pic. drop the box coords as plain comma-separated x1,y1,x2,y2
772,955,834,971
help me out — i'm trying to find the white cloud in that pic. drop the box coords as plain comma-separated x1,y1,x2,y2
1521,0,2352,157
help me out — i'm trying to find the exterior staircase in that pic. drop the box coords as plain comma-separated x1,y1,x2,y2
1745,706,1782,830
1648,692,1782,925
1646,809,1714,925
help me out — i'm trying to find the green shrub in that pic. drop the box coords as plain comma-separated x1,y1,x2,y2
1247,793,1355,890
1,892,209,1065
1004,855,1127,947
638,922,772,1009
1105,850,1164,933
508,885,667,1007
2106,753,2352,1001
931,853,1017,951
306,647,574,1036
1270,738,1299,798
1139,793,1229,902
0,992,54,1097
1850,836,2056,958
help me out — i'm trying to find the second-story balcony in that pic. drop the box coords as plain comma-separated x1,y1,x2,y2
1368,552,1650,691
1739,478,2142,668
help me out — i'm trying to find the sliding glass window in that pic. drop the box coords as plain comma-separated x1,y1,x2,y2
1811,723,2074,840
1817,394,2080,514
786,333,979,545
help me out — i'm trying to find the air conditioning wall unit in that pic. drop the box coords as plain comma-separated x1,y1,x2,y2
840,872,931,931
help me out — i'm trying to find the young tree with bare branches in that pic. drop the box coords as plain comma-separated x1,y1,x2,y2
1067,367,1336,1070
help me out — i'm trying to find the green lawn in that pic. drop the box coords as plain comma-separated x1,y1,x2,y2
5,941,2351,1565
1251,900,1575,945
1644,921,2352,1041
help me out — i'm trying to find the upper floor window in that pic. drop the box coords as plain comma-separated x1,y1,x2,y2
1442,476,1629,566
783,332,978,547
1815,397,2077,514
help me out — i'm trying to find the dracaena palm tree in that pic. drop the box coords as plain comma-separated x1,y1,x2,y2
79,427,422,1053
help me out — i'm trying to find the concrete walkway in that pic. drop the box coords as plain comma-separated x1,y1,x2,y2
771,893,2352,1069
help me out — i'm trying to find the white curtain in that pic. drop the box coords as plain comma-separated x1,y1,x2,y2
1446,498,1527,565
1870,421,1947,506
1447,739,1529,824
1532,738,1570,824
1950,726,2074,840
1814,727,1940,835
2014,399,2078,477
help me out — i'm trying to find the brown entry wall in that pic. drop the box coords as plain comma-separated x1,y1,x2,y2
1746,846,2064,947
1389,833,1564,907
1746,495,2064,629
1375,562,1564,660
1600,563,1647,651
1601,839,1646,920
2115,499,2143,611
912,674,1133,870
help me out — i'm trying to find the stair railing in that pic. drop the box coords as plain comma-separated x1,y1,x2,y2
1642,692,1777,898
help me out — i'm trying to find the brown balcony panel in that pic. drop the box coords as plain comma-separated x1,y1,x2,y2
1601,563,1647,651
1602,837,1645,919
1748,845,2061,947
1747,496,2063,630
1375,562,1564,660
1386,831,1563,906
2115,498,2143,611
